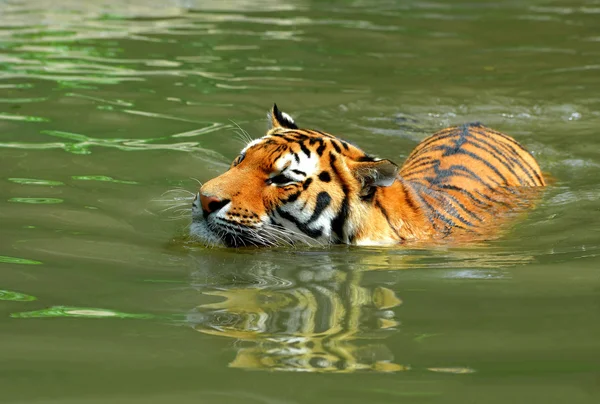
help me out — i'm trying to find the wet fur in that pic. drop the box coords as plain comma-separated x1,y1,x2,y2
191,105,545,247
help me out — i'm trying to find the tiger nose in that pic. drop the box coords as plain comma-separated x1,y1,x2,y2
199,193,229,214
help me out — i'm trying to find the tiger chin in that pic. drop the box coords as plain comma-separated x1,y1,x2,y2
190,104,545,248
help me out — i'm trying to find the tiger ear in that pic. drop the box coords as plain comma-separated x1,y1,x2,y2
351,159,399,195
268,104,298,129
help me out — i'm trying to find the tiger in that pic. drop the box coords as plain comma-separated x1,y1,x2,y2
190,104,545,247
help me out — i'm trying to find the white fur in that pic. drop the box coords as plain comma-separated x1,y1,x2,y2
274,147,320,177
190,220,223,246
241,137,267,154
281,111,295,125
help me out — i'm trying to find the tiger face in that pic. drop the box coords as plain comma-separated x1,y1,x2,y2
191,104,399,247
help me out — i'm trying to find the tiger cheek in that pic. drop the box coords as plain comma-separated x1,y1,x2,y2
262,185,282,212
265,185,295,212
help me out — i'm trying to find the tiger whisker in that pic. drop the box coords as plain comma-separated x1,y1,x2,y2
264,224,324,247
238,222,291,247
158,203,191,214
171,208,192,216
262,226,298,247
229,120,254,145
161,188,196,197
256,228,289,247
189,177,203,187
164,216,191,221
153,196,194,204
228,223,262,247
260,226,303,247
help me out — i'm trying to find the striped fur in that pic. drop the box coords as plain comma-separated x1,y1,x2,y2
190,105,545,247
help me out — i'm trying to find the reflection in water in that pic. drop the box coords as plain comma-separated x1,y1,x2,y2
186,254,406,373
182,247,538,373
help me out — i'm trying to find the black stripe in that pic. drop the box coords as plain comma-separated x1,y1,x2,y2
374,198,404,241
438,194,478,227
403,181,437,230
443,125,469,155
400,158,436,177
408,131,460,155
432,145,510,185
474,189,511,207
303,177,313,190
299,141,311,158
450,164,501,193
436,183,491,209
272,134,298,143
475,129,543,185
283,191,301,203
467,132,526,185
357,155,376,162
400,155,434,171
276,207,322,238
360,187,377,202
400,180,419,213
269,217,283,227
470,131,532,181
420,193,454,234
475,127,545,184
476,126,531,153
331,140,342,154
410,181,462,234
401,166,438,180
307,192,331,224
311,129,334,138
286,131,309,140
332,198,349,242
330,152,349,242
316,140,326,156
407,162,500,195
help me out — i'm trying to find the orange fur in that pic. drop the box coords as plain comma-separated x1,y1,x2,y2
191,106,545,247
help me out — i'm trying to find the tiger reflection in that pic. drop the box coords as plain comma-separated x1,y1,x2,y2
185,257,406,373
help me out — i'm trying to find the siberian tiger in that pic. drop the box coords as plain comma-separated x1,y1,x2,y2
190,105,545,247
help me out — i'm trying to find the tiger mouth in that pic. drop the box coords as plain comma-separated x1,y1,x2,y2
192,216,320,248
190,195,258,247
190,193,320,248
209,220,274,248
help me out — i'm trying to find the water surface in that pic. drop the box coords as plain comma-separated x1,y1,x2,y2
1,0,600,403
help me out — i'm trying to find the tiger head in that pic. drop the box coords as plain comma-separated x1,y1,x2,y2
191,104,400,247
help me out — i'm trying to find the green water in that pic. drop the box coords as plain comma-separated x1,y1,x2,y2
1,0,600,402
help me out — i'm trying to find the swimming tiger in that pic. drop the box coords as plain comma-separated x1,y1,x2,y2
190,104,545,247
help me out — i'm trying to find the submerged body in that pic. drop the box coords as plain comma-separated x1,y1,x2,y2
190,105,545,247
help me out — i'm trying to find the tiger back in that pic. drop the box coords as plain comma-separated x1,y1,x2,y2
397,123,545,240
190,105,545,247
